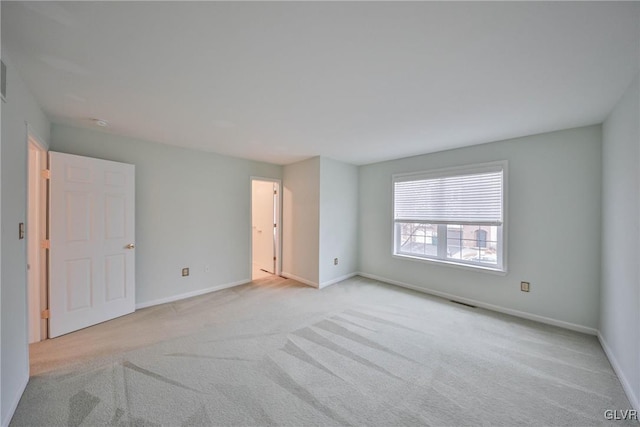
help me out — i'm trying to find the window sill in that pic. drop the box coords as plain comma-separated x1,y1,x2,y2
392,253,508,276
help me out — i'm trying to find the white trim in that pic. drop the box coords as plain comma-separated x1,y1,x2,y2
27,133,48,343
357,272,598,335
281,271,318,288
135,279,249,310
391,254,508,276
1,370,28,427
319,272,358,289
26,123,48,151
598,332,640,412
392,160,507,182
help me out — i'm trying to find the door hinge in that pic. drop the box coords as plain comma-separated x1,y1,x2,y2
41,240,50,249
41,169,51,179
273,256,276,261
41,309,50,319
274,223,277,228
274,190,277,195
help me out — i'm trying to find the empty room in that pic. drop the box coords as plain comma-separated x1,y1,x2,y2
1,1,640,426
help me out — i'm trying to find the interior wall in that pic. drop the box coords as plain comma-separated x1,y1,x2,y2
0,55,50,426
318,157,358,286
282,157,320,286
0,4,3,414
600,73,640,410
50,124,281,306
359,125,602,331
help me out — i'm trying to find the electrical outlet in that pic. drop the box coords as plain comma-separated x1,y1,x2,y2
334,258,338,265
182,268,190,277
204,265,210,273
521,281,530,292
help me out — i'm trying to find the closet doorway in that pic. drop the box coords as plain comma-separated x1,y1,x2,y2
251,178,280,280
27,131,48,343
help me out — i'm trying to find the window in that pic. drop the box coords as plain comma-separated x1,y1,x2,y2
393,162,506,272
476,229,487,248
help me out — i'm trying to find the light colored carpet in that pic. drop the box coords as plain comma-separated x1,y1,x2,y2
252,264,273,280
11,276,635,426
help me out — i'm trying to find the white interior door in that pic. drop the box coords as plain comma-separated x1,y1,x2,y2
49,152,135,338
252,180,275,274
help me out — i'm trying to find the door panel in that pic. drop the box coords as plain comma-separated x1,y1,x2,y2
65,258,92,311
49,152,135,338
66,165,92,183
105,254,126,301
105,194,126,238
65,192,91,242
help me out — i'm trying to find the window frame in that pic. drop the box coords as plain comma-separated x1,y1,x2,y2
391,161,508,274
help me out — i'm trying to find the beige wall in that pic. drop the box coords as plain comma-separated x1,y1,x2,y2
600,73,640,410
359,125,602,332
319,157,358,286
1,54,51,426
282,157,321,285
51,124,282,307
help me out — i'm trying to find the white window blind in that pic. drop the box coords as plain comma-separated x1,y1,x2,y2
394,167,504,225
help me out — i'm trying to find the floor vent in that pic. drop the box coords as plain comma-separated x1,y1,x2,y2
450,300,476,308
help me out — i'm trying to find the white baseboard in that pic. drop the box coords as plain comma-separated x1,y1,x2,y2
280,272,318,288
357,272,598,336
598,332,640,412
135,279,250,309
319,272,358,289
2,369,29,427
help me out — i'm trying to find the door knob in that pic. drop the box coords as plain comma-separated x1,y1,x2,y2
125,243,135,249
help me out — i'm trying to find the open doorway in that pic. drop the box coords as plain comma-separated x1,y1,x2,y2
27,132,48,343
251,178,280,280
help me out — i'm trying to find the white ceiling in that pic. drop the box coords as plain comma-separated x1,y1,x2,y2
2,1,639,165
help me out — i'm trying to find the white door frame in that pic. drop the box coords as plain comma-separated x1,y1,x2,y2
250,177,281,277
27,129,48,342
